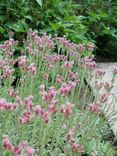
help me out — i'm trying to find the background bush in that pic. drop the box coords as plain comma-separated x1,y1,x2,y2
0,0,90,44
75,0,117,60
0,0,117,59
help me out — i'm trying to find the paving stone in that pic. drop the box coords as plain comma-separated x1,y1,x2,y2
90,63,117,137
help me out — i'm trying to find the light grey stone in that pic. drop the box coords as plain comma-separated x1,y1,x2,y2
89,63,117,137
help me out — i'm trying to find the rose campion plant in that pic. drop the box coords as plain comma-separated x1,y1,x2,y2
0,29,116,156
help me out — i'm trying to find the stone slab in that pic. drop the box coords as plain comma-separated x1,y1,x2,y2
90,63,117,137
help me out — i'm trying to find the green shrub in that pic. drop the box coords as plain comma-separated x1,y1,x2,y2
0,0,91,44
76,0,117,59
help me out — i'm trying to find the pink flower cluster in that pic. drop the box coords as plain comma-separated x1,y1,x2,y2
77,44,84,52
63,61,74,70
56,75,64,83
41,87,56,102
27,63,36,75
112,67,117,75
27,29,55,51
66,128,84,153
99,93,109,103
24,96,33,110
16,94,51,124
61,103,74,117
48,103,57,114
3,135,34,156
87,44,94,51
55,36,78,51
34,105,51,123
60,81,76,96
1,65,14,79
18,56,29,69
83,57,96,69
7,88,18,98
0,98,17,111
0,38,18,52
89,102,102,113
96,69,106,77
19,110,33,124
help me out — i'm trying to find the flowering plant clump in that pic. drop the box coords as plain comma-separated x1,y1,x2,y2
0,29,116,156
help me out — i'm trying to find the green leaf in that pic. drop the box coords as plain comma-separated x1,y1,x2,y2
6,20,28,33
0,26,5,33
36,0,42,7
25,15,33,21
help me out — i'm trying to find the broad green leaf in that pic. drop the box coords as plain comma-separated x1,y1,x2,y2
0,26,5,33
25,15,33,21
36,0,42,7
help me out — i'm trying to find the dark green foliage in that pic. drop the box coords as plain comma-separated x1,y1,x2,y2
0,0,117,59
75,0,117,60
0,0,90,43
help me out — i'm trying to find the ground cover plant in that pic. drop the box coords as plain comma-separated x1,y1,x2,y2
0,29,117,156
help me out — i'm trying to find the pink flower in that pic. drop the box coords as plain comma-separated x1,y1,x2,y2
24,96,33,110
0,98,6,110
34,105,44,117
77,123,82,129
2,135,34,156
19,110,33,124
4,102,12,111
68,71,76,79
16,96,22,105
12,146,22,155
18,55,28,69
27,63,36,75
70,51,77,58
100,93,109,103
96,82,104,89
85,61,96,69
61,103,74,117
56,75,64,83
64,61,74,70
3,136,13,151
43,87,56,102
60,85,70,96
89,102,102,113
2,66,14,79
68,81,76,90
26,146,35,156
77,44,84,52
0,99,17,111
50,99,59,105
66,127,75,142
7,88,18,98
96,69,106,77
112,67,117,75
19,141,28,148
42,111,51,124
66,131,73,142
48,104,57,114
70,142,84,153
87,44,94,51
48,64,54,70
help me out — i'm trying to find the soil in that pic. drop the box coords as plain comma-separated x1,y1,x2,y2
95,55,117,63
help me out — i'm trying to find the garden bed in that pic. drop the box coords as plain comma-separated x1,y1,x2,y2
0,30,117,156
